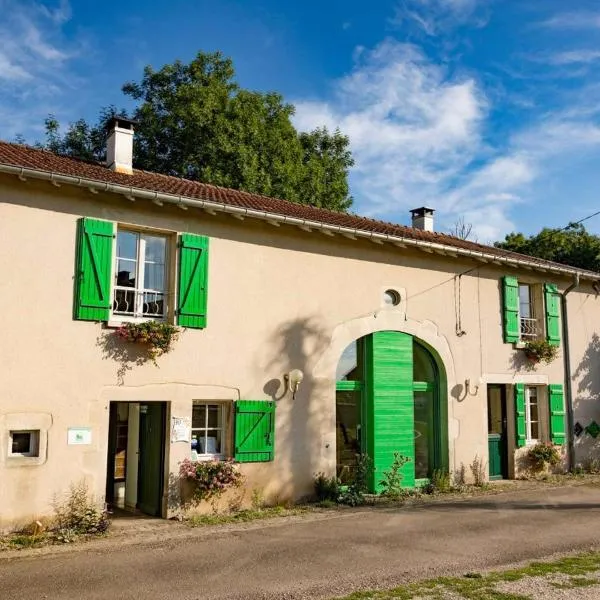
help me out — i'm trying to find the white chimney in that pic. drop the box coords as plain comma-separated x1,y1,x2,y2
106,116,135,175
410,207,435,232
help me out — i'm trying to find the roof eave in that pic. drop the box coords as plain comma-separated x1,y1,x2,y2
1,162,598,282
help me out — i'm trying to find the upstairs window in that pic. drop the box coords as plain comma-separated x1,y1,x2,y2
518,283,544,340
503,277,559,345
113,230,168,321
73,218,209,329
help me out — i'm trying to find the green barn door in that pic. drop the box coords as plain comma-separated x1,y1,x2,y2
365,331,414,492
487,385,508,480
138,402,166,516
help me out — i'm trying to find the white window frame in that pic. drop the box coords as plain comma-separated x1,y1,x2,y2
8,430,40,458
525,386,540,445
191,403,227,461
112,227,170,323
518,282,545,341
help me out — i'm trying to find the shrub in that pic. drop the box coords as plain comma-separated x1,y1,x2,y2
179,458,245,505
52,481,109,542
313,473,339,502
337,453,373,506
379,452,410,499
528,442,561,469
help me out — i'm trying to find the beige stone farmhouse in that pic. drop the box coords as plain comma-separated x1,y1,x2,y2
1,118,600,529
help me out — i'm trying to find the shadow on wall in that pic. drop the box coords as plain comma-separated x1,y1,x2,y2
262,316,330,503
96,329,153,385
572,333,600,465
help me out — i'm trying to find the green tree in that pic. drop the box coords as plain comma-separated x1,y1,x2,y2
495,223,600,272
39,51,354,211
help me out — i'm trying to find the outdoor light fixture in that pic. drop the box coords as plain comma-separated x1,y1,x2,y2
285,369,304,400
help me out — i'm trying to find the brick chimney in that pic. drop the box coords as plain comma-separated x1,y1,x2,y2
106,116,136,175
410,207,435,232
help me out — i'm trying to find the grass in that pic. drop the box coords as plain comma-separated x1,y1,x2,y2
186,505,313,527
331,552,600,599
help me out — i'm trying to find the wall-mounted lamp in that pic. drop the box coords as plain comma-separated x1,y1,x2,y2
285,369,304,400
465,378,479,397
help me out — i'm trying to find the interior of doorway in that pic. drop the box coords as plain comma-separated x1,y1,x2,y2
105,401,167,517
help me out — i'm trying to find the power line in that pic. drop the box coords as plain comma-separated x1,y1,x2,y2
560,210,600,231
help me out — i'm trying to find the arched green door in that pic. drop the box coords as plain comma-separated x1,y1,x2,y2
335,331,446,492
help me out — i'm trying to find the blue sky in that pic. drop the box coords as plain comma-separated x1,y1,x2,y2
2,0,600,241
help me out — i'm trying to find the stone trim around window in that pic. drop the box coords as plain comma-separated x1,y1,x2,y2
0,413,52,467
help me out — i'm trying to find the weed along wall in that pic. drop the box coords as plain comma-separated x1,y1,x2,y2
1,174,600,528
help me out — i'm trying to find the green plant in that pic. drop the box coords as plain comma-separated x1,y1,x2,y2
313,473,339,502
379,452,410,499
52,481,109,542
528,442,561,469
116,321,180,363
523,339,558,368
180,458,245,505
470,455,486,487
425,469,452,494
337,453,373,506
251,488,265,511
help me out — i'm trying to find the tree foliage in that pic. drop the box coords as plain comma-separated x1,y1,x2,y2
495,223,600,272
38,51,354,211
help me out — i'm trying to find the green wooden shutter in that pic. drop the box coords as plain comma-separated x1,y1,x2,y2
177,234,209,328
515,384,526,448
234,401,275,462
548,384,566,445
502,276,520,343
365,331,414,492
545,283,561,347
74,217,114,321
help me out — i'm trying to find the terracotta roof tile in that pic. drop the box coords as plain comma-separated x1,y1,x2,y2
0,141,596,277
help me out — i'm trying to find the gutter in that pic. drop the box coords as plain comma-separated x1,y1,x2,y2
2,162,599,282
561,274,580,471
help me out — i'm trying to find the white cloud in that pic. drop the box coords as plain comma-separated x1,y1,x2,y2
540,12,600,30
0,0,83,140
295,39,600,241
390,0,485,36
549,50,600,65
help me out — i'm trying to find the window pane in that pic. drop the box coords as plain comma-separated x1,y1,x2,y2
529,402,539,422
414,342,436,382
116,260,136,287
530,421,539,440
336,390,361,483
113,289,135,314
144,262,165,291
414,391,432,479
207,405,221,428
192,405,206,428
12,432,31,454
487,387,504,435
336,342,358,381
143,236,166,263
117,231,138,260
201,430,222,454
519,284,531,318
142,292,165,317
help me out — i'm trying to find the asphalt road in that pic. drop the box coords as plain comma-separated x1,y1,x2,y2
1,485,599,600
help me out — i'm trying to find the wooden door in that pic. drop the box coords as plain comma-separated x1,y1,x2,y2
487,385,508,480
137,402,166,516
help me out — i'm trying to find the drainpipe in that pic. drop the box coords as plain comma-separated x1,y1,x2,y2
562,274,580,471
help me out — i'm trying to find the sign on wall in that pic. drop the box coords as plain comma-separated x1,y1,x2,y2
67,427,92,445
171,416,191,443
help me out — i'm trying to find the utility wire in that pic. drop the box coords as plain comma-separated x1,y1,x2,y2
560,210,600,231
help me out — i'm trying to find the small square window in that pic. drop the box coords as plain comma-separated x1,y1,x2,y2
191,403,227,459
9,430,40,458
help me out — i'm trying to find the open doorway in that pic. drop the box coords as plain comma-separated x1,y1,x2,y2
106,401,167,517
